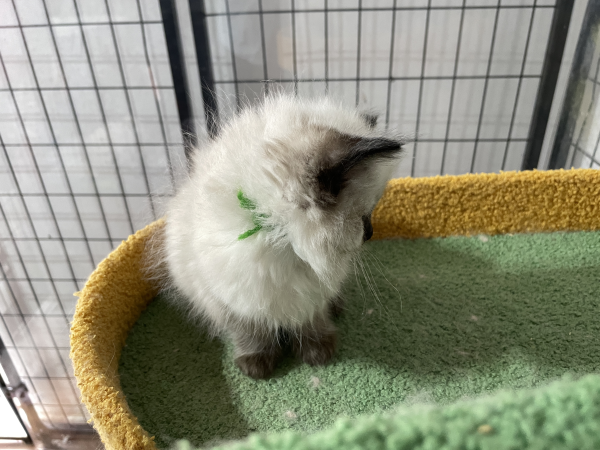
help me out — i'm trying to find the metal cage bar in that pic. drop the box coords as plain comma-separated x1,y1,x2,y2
549,0,600,169
523,0,574,170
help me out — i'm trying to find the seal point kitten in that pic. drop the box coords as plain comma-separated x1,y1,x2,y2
164,95,404,379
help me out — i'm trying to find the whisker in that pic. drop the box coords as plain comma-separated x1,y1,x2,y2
363,249,402,314
352,257,369,315
356,254,386,315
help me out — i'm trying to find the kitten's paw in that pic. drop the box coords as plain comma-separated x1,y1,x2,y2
297,332,337,366
235,352,278,379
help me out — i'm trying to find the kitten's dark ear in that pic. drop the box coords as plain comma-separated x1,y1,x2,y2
317,136,403,204
362,113,378,129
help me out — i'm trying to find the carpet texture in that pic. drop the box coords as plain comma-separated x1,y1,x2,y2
119,231,600,449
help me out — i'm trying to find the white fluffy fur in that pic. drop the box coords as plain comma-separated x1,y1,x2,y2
164,95,401,335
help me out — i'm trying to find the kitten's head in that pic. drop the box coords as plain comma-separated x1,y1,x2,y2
213,95,405,283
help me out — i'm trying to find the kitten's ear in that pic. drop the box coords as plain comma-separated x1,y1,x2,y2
317,136,403,203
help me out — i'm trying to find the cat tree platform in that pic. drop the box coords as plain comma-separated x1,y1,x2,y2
71,169,600,450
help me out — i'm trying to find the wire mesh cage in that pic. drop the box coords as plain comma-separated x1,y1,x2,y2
0,0,591,445
203,0,562,177
550,0,600,169
0,0,186,441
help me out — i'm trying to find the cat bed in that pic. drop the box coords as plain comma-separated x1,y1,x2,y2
71,169,600,450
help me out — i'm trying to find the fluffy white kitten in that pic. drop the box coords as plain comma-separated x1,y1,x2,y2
164,95,404,378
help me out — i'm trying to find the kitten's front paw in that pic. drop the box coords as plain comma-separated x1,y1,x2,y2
235,352,278,379
296,331,337,366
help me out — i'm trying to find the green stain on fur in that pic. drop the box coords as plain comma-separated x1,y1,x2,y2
237,189,257,211
237,190,268,240
237,225,262,241
119,231,600,449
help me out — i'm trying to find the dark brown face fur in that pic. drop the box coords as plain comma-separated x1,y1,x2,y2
362,214,373,241
314,133,403,208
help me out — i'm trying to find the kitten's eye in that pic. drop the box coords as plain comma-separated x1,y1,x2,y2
362,215,373,242
362,114,378,129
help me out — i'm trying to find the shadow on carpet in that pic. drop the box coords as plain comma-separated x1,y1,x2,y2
119,231,600,449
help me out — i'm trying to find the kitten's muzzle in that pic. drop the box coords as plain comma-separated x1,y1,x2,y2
362,215,373,242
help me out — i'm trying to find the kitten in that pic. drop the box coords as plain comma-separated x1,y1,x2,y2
163,95,404,379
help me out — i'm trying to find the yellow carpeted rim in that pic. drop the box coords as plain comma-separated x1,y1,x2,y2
372,169,600,239
71,220,163,450
71,169,600,450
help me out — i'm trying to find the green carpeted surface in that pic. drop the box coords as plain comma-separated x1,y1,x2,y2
119,231,600,449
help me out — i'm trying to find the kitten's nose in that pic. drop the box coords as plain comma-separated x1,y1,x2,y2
362,215,373,242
